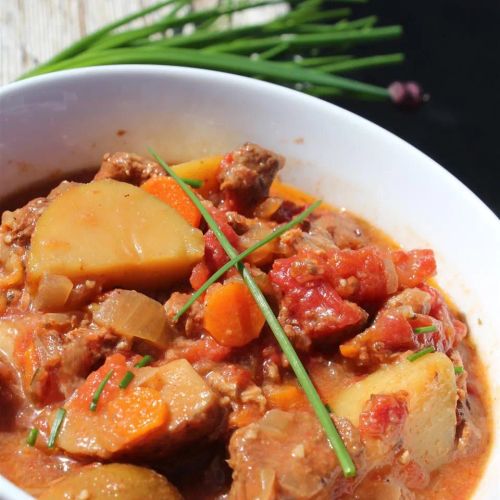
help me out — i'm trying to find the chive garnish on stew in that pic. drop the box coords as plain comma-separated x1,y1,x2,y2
413,325,438,335
119,370,135,389
407,346,436,362
149,147,357,479
90,369,114,411
26,428,39,447
48,408,66,449
135,355,153,368
174,199,322,321
180,177,204,189
454,366,465,375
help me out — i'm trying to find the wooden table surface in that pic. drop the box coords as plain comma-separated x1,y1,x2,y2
1,0,264,85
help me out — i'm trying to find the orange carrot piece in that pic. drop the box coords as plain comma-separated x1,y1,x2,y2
203,281,265,347
142,176,201,227
229,405,262,429
104,387,169,452
264,384,307,411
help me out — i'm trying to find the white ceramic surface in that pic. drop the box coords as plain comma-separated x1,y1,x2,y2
0,66,498,499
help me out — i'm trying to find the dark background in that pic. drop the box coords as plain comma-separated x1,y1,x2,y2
338,0,499,215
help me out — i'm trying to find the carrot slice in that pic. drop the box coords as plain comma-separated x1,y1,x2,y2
142,176,201,227
203,281,265,347
264,384,307,410
103,387,169,452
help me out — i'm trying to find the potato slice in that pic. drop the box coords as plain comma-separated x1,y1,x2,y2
330,352,457,472
39,464,181,500
28,179,204,289
172,155,223,195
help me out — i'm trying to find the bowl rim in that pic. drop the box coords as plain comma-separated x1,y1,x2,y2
2,65,499,232
0,65,498,499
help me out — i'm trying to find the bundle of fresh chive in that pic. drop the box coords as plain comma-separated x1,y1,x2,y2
20,0,405,102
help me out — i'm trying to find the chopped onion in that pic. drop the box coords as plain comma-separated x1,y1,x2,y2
255,197,283,219
383,255,399,295
257,469,276,500
280,470,323,499
240,221,279,266
92,289,171,348
259,409,293,437
34,274,73,311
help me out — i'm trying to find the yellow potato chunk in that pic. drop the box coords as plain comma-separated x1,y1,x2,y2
28,179,204,289
330,352,457,472
39,464,182,500
172,155,223,195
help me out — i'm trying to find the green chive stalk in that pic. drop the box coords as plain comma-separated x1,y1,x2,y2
150,148,356,478
18,0,407,105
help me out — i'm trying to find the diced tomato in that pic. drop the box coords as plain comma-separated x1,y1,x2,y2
190,261,211,290
420,284,467,347
189,206,240,289
218,364,253,389
340,308,415,362
370,310,415,350
203,206,239,273
392,249,436,288
270,257,367,340
359,392,408,440
325,246,391,302
204,230,230,271
71,354,129,413
174,335,232,364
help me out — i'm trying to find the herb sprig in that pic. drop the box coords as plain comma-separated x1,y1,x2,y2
19,0,407,103
119,371,135,389
413,325,438,335
149,147,356,478
48,408,66,449
407,346,436,362
90,369,114,411
26,428,39,447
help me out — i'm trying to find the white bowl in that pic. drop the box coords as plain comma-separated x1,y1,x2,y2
0,66,498,499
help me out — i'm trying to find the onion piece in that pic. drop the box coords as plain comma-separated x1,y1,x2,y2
256,469,276,500
34,274,73,311
383,255,399,295
92,289,171,348
259,409,293,437
255,197,283,219
239,221,279,266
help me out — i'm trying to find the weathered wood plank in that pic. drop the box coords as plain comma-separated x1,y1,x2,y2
0,0,275,86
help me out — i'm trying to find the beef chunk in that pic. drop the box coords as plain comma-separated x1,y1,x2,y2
94,152,166,185
219,143,284,209
1,181,75,247
309,211,371,250
228,410,360,499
